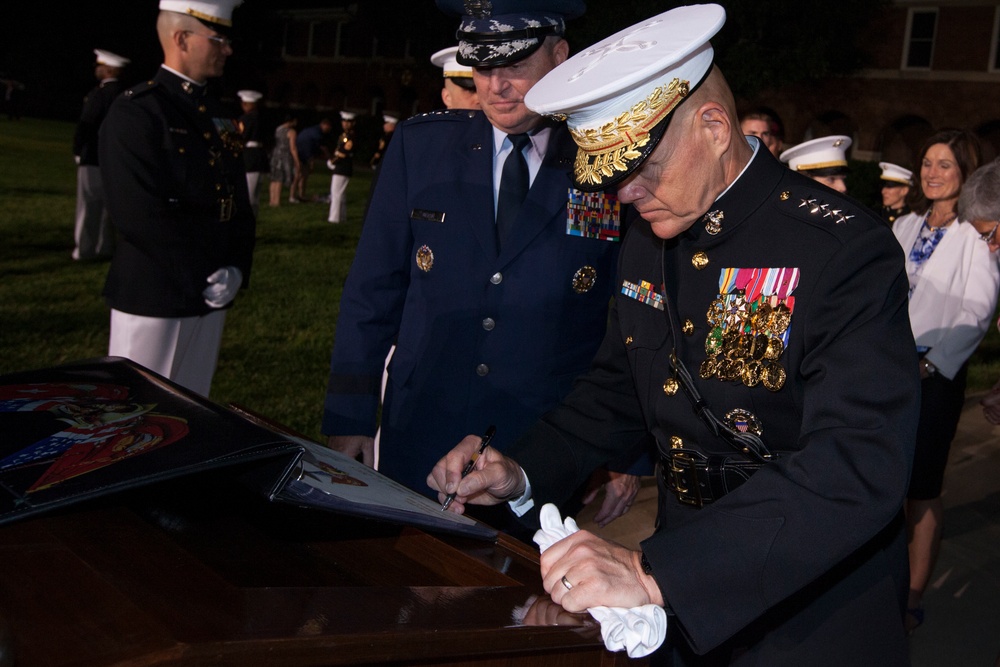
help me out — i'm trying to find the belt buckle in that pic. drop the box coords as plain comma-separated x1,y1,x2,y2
667,450,706,507
219,196,233,222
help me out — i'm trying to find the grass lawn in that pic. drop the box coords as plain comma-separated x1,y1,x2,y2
0,117,367,442
2,117,998,445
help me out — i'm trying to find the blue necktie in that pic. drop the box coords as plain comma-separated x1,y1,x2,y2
496,133,531,247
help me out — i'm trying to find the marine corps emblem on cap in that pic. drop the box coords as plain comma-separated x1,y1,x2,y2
524,4,726,191
435,0,585,67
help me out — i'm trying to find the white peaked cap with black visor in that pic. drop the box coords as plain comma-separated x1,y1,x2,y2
524,3,726,191
159,0,244,30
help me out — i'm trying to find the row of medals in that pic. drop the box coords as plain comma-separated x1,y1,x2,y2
700,290,791,392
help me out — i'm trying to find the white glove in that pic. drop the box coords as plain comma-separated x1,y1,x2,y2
74,155,81,165
202,266,243,308
534,503,667,658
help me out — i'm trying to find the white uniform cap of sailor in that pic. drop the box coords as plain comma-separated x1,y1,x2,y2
779,136,852,172
430,46,473,80
237,89,262,103
94,49,130,68
879,161,913,186
524,4,726,191
340,110,356,121
383,114,399,125
159,0,244,28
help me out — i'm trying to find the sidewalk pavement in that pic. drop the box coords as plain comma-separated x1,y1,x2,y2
576,392,1000,666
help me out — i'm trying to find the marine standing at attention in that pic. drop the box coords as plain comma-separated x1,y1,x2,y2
99,0,256,397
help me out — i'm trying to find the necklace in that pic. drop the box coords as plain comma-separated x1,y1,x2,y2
926,208,957,229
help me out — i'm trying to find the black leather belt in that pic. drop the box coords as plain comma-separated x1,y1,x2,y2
659,449,769,507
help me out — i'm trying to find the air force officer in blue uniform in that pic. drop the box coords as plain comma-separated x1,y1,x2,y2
322,0,650,529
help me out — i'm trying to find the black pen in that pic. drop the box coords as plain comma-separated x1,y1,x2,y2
441,425,496,511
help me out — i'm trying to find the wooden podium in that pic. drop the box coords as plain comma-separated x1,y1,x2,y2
0,469,641,666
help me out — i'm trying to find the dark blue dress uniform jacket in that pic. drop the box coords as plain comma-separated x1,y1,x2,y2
99,68,256,318
323,109,642,496
508,146,920,664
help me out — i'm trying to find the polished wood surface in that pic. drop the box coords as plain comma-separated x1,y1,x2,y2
0,471,641,666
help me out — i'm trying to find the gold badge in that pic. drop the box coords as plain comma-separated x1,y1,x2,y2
764,336,784,361
768,302,792,335
724,408,763,436
663,377,679,396
572,265,598,294
416,245,434,272
682,319,694,335
707,298,725,327
741,360,762,387
691,251,709,270
761,362,786,391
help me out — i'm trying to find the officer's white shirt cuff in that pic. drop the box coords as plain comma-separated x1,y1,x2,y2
508,469,534,516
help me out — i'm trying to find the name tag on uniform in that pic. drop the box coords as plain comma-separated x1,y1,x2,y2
566,189,620,241
411,208,446,223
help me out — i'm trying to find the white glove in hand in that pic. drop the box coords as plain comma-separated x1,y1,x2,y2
202,266,243,308
534,503,667,658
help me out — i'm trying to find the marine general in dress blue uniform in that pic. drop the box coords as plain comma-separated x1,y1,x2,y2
322,0,651,528
428,5,919,664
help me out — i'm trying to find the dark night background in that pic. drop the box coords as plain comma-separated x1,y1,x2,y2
2,0,888,122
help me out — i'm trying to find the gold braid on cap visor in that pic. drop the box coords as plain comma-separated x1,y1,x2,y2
186,8,233,27
570,78,689,187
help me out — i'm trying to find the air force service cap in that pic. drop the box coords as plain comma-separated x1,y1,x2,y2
159,0,244,31
524,3,725,191
879,161,913,186
94,49,130,69
779,136,852,173
431,46,476,90
436,0,586,67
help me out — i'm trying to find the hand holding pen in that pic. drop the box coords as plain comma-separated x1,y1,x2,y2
441,425,496,511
